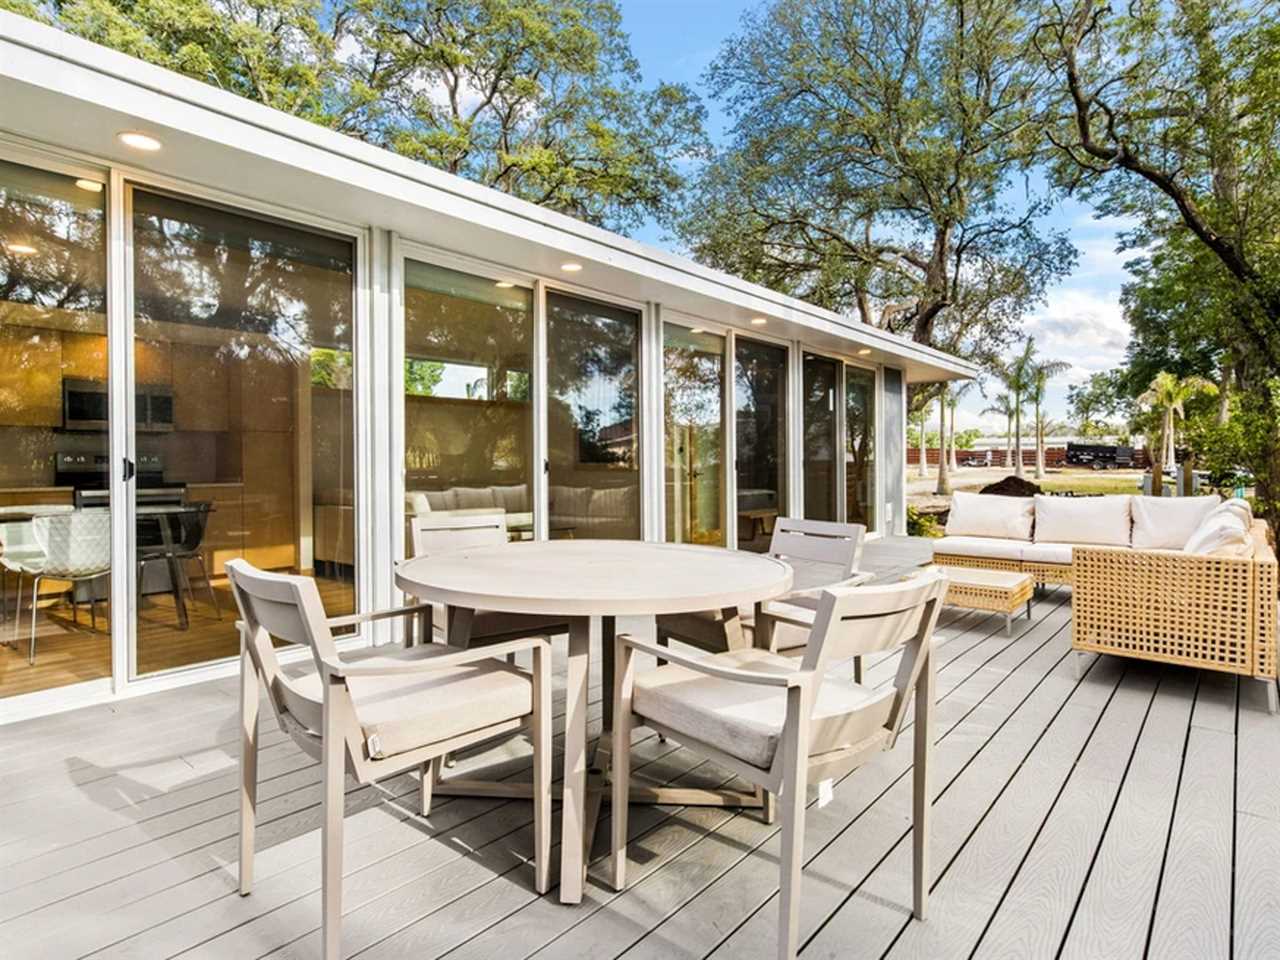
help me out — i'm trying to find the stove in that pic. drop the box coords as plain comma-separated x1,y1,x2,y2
55,451,167,489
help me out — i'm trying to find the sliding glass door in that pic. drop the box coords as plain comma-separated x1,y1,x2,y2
802,353,840,521
663,324,725,545
0,158,112,699
734,337,787,552
401,261,534,545
546,292,641,539
130,189,356,675
845,364,876,530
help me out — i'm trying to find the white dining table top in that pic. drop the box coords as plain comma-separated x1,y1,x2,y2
395,539,794,617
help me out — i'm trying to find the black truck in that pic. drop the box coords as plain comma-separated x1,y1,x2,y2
1065,442,1135,470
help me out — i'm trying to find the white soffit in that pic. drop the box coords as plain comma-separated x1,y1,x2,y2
0,12,975,383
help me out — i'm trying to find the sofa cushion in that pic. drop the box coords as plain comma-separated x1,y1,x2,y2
932,535,1025,563
550,484,593,517
405,492,430,516
1214,498,1254,523
1033,495,1131,546
453,487,498,510
1184,511,1254,558
945,491,1034,541
1131,494,1221,550
491,484,529,513
1021,542,1074,566
424,489,458,511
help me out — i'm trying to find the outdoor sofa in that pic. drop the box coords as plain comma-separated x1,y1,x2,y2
931,491,1278,707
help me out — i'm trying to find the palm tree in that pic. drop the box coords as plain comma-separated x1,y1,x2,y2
1030,356,1070,479
982,393,1016,471
999,340,1047,479
1139,372,1217,496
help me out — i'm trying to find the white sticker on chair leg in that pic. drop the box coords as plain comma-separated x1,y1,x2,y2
818,779,833,808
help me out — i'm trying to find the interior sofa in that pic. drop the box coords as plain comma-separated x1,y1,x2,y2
932,491,1278,705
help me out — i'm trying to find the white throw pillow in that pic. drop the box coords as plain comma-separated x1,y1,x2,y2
1184,511,1254,558
1215,498,1253,522
1033,495,1131,546
405,491,430,515
1131,494,1221,550
944,491,1034,541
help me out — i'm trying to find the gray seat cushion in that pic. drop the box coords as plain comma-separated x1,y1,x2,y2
296,644,532,760
632,648,892,769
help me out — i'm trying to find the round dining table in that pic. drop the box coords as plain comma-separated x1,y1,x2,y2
395,539,793,904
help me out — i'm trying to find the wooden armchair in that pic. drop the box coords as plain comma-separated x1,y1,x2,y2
611,571,948,960
227,559,552,960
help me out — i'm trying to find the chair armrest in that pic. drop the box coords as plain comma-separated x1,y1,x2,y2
779,570,874,602
617,634,809,688
321,635,547,679
326,602,435,630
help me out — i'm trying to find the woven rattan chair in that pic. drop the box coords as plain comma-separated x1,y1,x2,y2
228,560,552,960
611,571,948,960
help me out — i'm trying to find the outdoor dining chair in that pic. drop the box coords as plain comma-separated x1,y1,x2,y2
11,510,112,663
655,517,872,673
405,511,569,650
611,570,948,960
228,559,553,960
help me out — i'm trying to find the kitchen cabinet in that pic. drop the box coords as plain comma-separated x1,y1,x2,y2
0,326,61,427
171,342,229,432
185,482,244,575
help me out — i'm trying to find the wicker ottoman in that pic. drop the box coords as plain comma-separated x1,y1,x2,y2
937,566,1034,635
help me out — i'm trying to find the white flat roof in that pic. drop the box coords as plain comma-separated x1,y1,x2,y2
0,12,975,382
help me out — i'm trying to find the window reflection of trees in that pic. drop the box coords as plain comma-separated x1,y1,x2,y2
402,267,533,488
803,354,840,521
846,367,876,529
734,338,788,516
664,325,724,544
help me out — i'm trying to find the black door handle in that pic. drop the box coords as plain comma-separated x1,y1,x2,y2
123,457,136,482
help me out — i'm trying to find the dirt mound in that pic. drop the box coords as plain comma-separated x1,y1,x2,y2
979,475,1042,497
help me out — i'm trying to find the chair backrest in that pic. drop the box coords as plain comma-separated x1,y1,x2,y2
32,510,112,578
767,517,865,591
226,559,338,736
800,569,948,746
409,510,508,558
176,503,212,554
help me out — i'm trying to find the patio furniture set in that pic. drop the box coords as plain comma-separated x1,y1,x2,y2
229,492,1277,960
933,491,1278,708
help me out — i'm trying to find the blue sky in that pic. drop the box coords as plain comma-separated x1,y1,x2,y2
617,0,1134,434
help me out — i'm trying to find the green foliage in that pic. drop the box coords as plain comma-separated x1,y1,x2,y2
311,348,353,388
953,429,982,450
1185,381,1280,522
675,0,1076,368
1066,371,1130,436
21,0,708,233
404,357,445,397
906,505,943,539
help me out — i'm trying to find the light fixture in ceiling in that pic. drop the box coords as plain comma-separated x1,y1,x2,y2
74,179,104,193
4,242,37,256
750,317,768,325
117,131,162,152
560,261,583,273
494,281,515,288
857,348,872,356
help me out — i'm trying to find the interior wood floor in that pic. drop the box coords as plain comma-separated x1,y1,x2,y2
0,537,1277,960
0,576,355,699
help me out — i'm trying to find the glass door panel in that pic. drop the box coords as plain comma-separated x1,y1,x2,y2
402,261,534,546
663,324,725,545
845,365,876,530
131,189,356,675
546,292,640,539
734,337,787,552
802,354,840,521
0,158,111,699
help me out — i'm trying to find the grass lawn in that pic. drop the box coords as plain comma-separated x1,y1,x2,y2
1034,470,1144,495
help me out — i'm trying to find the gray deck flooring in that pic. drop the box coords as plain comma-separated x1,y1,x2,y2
2,536,1278,959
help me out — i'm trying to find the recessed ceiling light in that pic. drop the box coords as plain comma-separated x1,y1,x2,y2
560,262,583,273
74,179,104,193
857,348,872,356
4,242,37,256
117,131,162,152
750,317,768,325
494,281,515,288
690,327,706,334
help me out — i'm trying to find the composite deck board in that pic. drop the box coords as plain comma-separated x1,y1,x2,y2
1056,669,1198,960
0,537,1273,960
1146,672,1237,960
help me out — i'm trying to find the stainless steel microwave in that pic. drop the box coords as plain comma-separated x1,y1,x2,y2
62,378,174,432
